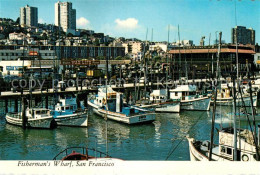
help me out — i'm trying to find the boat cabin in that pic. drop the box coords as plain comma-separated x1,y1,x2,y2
53,96,78,115
150,89,167,103
169,85,198,101
26,108,51,119
95,87,123,112
218,128,258,161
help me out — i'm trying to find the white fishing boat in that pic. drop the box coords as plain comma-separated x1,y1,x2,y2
187,127,260,161
52,96,88,127
6,108,54,129
148,89,180,112
88,87,156,124
169,85,211,111
215,83,257,106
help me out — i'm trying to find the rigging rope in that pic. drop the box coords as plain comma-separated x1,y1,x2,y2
165,112,205,160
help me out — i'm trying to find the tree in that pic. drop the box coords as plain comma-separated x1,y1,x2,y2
42,33,48,40
94,38,100,46
115,56,123,60
15,17,20,24
67,32,74,37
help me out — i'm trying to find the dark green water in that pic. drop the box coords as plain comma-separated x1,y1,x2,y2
0,105,257,160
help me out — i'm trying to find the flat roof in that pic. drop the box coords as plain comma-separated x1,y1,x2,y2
168,48,255,54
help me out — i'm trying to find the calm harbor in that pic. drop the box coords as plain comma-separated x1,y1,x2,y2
0,104,244,160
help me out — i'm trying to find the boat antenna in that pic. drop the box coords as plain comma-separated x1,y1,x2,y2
209,31,222,161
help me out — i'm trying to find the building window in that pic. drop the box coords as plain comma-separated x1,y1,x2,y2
221,146,225,153
227,147,232,155
175,92,178,96
6,53,8,56
16,53,18,56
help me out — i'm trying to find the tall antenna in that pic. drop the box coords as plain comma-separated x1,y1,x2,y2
151,28,153,42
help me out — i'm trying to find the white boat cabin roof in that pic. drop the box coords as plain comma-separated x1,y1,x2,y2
169,85,197,92
98,86,121,98
150,89,167,97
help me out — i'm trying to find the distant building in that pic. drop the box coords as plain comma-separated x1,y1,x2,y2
231,26,255,45
168,44,256,79
55,1,76,34
20,5,38,27
173,40,194,47
0,45,125,61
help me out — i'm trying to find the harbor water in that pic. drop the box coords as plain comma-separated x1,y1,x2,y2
0,101,258,160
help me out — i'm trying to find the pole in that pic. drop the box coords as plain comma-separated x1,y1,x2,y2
21,96,27,129
209,31,222,160
177,25,182,83
232,74,237,161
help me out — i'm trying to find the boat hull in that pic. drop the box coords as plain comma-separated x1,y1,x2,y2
88,101,155,124
181,96,211,111
215,95,257,107
54,111,88,127
5,114,53,129
155,102,180,113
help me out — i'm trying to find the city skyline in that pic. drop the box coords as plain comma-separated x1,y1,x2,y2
0,0,259,45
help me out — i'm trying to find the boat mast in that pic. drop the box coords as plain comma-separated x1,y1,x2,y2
177,25,181,83
143,28,148,101
232,71,238,161
166,25,169,98
105,54,109,156
21,38,27,129
209,31,222,161
247,60,260,160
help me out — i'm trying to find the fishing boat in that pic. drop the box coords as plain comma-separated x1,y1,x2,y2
53,147,123,161
169,85,211,111
138,89,180,113
6,108,54,129
187,127,260,161
214,83,257,107
52,95,88,127
88,86,156,124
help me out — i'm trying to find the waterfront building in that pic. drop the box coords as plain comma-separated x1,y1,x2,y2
55,1,76,34
0,45,125,61
231,26,255,45
172,40,194,47
254,44,260,69
20,5,38,27
168,44,256,79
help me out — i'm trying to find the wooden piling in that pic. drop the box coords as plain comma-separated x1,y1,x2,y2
14,98,18,112
21,96,27,129
84,93,88,108
45,95,48,109
5,98,8,113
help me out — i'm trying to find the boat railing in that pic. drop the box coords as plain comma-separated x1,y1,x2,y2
7,112,21,119
53,147,111,160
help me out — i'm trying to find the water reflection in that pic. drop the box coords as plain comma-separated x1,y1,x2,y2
0,104,259,160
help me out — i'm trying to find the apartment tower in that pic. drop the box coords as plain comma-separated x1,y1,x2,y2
20,5,38,27
55,1,76,34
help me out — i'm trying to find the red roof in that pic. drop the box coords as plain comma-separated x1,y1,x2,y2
168,48,255,54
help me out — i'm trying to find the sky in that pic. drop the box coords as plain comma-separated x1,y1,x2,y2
0,0,259,45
